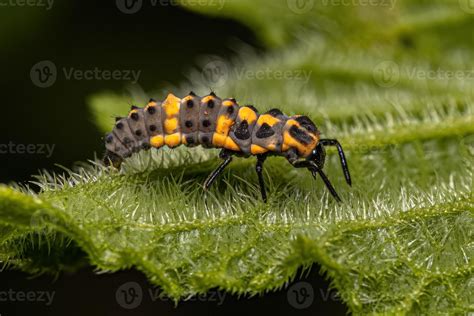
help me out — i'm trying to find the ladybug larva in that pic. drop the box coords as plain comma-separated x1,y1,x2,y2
104,92,352,202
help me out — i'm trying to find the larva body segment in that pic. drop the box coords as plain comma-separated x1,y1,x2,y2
179,93,201,146
103,92,352,202
250,110,287,155
198,93,222,147
127,106,150,151
144,99,164,147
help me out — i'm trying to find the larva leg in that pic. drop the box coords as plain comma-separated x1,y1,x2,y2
203,149,233,190
319,139,352,186
292,160,342,202
103,150,123,169
255,154,268,203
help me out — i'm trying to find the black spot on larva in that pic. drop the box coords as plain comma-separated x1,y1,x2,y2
256,123,275,138
295,116,317,133
131,105,139,110
246,105,258,113
135,130,142,136
227,106,234,115
229,98,236,103
149,98,156,103
186,136,195,144
116,122,124,129
105,134,114,143
185,120,193,128
149,125,157,132
115,117,122,122
147,106,156,114
267,108,284,117
123,137,132,145
234,120,250,140
289,125,313,145
130,112,139,121
202,120,211,127
142,143,151,150
186,99,194,108
201,136,210,144
207,99,215,108
189,91,196,96
210,91,217,97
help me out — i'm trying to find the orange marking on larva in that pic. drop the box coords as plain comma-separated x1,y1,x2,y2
238,107,257,123
215,115,235,135
223,137,240,151
212,133,227,147
150,135,164,148
164,117,179,134
182,95,193,102
202,96,214,103
286,119,299,127
282,131,316,157
162,93,181,117
145,104,157,112
128,109,139,117
165,133,181,148
282,119,317,157
257,114,280,126
222,100,234,106
251,144,268,155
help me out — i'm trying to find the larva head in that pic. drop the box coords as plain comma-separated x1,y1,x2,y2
292,116,324,167
284,115,321,158
307,142,326,169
